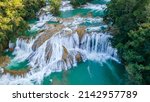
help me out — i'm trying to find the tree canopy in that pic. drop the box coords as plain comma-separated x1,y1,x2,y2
70,0,92,7
0,0,45,54
49,0,61,16
105,0,150,84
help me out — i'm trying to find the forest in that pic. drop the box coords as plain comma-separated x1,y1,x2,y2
105,0,150,84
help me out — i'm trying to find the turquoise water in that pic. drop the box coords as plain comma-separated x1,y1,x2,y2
91,0,109,4
60,8,105,18
43,0,127,85
47,21,60,24
6,60,29,71
43,60,126,85
27,19,38,24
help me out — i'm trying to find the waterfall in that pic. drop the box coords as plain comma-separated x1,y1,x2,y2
12,38,34,62
81,32,117,57
0,27,118,85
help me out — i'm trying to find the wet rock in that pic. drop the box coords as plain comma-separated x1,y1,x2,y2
32,24,65,51
61,27,73,37
9,48,14,52
57,18,63,23
37,6,50,18
9,42,15,52
76,52,82,62
76,26,86,40
87,12,93,17
62,46,68,61
61,18,74,26
45,41,52,62
0,56,10,67
3,68,30,76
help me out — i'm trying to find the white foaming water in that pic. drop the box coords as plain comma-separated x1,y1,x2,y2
31,13,57,31
83,3,107,11
79,32,118,62
0,27,118,85
60,1,73,11
86,25,108,32
12,38,34,62
63,17,103,28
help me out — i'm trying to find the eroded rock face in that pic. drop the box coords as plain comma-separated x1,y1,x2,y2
32,24,65,51
76,52,82,62
76,26,86,41
0,56,10,67
62,46,69,61
45,41,52,62
3,68,30,76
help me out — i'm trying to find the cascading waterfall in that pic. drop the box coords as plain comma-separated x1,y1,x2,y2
0,29,117,85
0,0,119,85
80,32,117,60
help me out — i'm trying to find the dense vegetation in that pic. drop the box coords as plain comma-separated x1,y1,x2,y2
49,0,61,16
105,0,150,84
22,0,46,20
70,0,92,7
0,0,45,55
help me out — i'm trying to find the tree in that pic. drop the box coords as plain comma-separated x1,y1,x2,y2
105,0,150,84
0,0,27,53
70,0,92,7
22,0,46,20
0,0,46,55
49,0,61,16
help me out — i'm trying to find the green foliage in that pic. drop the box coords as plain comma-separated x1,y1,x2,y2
106,0,150,84
0,0,26,53
22,0,46,20
0,0,46,54
49,0,61,16
70,0,92,8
